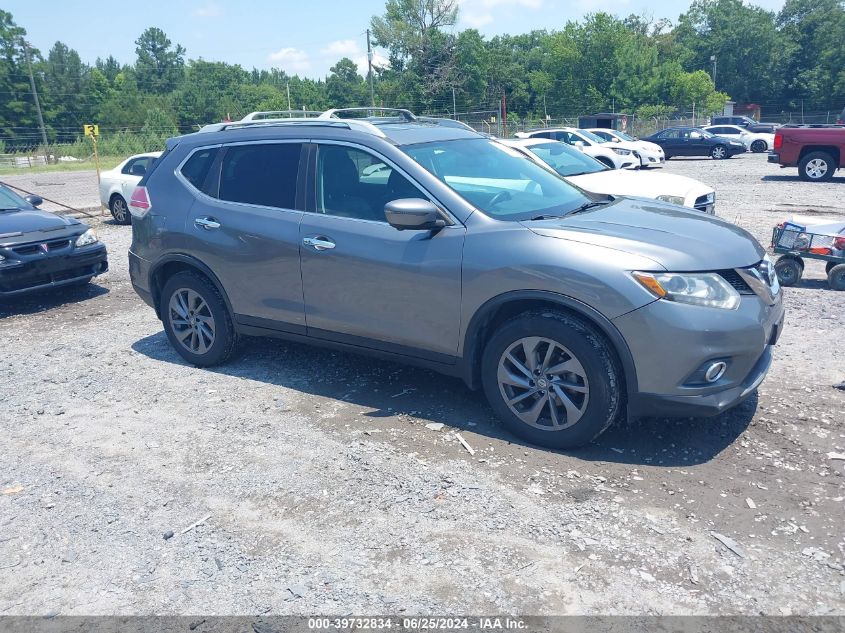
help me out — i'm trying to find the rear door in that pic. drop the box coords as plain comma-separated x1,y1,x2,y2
298,142,465,362
184,141,307,332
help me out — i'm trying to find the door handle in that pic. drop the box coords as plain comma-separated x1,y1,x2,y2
303,236,336,251
195,217,221,230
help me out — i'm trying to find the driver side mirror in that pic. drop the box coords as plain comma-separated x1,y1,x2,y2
24,194,43,207
384,198,447,231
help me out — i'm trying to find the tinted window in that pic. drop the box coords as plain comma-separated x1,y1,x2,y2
0,185,29,209
404,138,590,221
527,142,606,177
181,147,219,191
220,143,301,209
122,156,154,175
657,129,680,139
316,145,422,222
530,131,553,139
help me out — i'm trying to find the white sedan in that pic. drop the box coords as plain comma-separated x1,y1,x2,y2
98,152,162,224
514,127,638,170
585,128,666,168
701,124,774,153
501,138,716,214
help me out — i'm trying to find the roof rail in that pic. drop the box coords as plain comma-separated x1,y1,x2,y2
241,110,322,121
319,107,417,122
197,117,387,138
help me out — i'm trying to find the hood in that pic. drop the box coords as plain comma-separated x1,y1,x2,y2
521,197,764,271
567,169,712,204
0,208,84,244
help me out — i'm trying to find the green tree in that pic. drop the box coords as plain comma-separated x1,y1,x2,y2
0,10,42,148
326,58,367,106
134,27,186,94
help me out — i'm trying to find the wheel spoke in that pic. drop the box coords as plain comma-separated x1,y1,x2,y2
172,294,189,319
519,392,549,425
540,341,556,372
553,384,585,426
554,379,588,394
521,337,542,372
506,353,533,380
547,356,585,378
498,364,531,389
176,327,193,342
508,389,537,407
171,318,190,327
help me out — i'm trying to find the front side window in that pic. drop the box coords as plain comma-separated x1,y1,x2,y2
657,129,679,139
403,138,590,221
219,143,301,209
576,129,608,145
316,144,423,222
0,186,29,209
527,142,606,177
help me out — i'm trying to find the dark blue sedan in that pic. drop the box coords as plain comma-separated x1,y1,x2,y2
643,126,747,160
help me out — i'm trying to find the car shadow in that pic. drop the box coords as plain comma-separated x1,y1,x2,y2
0,283,109,317
762,174,845,183
131,331,755,467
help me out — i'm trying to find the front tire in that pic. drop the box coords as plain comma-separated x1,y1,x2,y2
711,145,728,160
750,139,767,153
799,151,835,182
160,271,237,366
109,194,131,225
481,310,623,449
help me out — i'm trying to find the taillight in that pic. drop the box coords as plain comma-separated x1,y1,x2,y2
773,132,783,150
129,186,152,218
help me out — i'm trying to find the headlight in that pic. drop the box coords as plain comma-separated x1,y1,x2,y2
632,271,741,310
656,194,686,206
612,148,632,155
74,229,99,247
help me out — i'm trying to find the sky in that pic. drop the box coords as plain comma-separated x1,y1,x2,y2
7,0,787,79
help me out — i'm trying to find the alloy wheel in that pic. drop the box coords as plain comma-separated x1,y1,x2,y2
497,336,589,430
168,288,216,355
805,159,828,180
712,146,726,159
112,197,128,222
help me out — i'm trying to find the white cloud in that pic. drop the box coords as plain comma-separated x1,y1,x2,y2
193,3,222,17
321,39,361,58
267,47,312,74
463,12,494,27
476,0,543,7
459,0,543,29
352,52,391,76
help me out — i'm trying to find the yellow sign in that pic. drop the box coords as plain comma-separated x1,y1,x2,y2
83,124,99,137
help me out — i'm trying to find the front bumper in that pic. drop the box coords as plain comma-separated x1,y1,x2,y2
0,243,108,296
615,289,784,419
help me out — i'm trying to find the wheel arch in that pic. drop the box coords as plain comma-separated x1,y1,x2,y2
798,145,840,164
460,290,638,397
148,254,234,320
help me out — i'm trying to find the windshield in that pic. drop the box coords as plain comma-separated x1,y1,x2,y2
403,138,590,220
576,129,609,144
0,186,29,210
526,142,606,177
697,129,716,139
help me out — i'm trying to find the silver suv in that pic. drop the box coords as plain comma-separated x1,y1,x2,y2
128,108,784,448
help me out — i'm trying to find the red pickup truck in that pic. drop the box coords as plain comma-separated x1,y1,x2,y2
768,124,845,182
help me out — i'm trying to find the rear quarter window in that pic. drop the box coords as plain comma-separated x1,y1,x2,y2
180,147,220,192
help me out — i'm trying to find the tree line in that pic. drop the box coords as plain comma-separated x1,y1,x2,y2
0,0,843,151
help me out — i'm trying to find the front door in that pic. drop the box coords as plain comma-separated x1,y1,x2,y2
184,141,307,332
299,143,465,362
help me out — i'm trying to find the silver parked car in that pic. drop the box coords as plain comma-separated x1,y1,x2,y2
128,108,784,448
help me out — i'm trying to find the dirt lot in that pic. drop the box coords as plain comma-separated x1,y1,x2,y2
1,153,844,617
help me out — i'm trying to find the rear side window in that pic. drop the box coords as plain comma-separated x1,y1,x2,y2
181,147,219,191
219,143,302,209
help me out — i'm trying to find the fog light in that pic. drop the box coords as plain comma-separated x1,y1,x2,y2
704,361,727,383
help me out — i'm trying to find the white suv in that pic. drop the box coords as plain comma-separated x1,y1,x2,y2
514,128,637,169
586,128,665,168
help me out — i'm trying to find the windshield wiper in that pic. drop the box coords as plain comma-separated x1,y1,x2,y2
528,213,568,221
568,200,612,215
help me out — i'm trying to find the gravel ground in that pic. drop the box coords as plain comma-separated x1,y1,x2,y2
1,153,844,617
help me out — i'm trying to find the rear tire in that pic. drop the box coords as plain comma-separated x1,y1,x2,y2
775,256,804,287
160,271,237,366
799,151,835,182
828,264,845,291
711,145,728,160
481,310,623,449
750,139,767,153
109,195,131,225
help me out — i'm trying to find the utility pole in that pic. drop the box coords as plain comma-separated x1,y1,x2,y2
452,86,457,118
286,82,292,116
366,29,375,107
710,55,717,89
23,40,49,159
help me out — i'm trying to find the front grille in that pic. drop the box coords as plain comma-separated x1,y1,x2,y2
718,269,755,295
11,238,72,256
